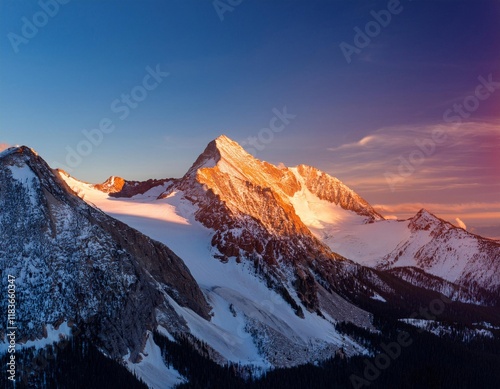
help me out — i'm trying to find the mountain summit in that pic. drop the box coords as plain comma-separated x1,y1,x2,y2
185,135,382,221
185,134,250,175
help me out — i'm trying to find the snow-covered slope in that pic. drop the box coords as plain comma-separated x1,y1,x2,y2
290,164,383,222
126,332,186,389
61,169,374,370
320,209,500,299
0,146,210,364
3,139,499,388
287,168,369,230
153,135,393,314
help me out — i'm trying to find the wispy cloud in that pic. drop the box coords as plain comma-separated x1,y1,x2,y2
327,135,377,151
326,121,500,196
324,121,500,239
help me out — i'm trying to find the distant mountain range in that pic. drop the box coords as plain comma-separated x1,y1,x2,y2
1,136,499,388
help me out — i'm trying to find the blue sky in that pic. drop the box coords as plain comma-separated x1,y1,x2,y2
1,0,499,236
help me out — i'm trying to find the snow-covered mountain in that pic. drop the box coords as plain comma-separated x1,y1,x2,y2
62,135,499,310
0,146,211,386
391,210,500,294
325,209,500,301
0,146,211,344
158,135,392,313
84,135,499,305
58,142,382,370
0,144,383,387
70,136,439,317
2,137,499,388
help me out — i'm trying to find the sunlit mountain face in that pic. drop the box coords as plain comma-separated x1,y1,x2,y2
1,138,500,388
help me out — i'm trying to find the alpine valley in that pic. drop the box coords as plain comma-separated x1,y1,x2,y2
1,136,499,388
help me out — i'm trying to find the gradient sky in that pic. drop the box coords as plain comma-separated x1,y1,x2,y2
1,0,499,237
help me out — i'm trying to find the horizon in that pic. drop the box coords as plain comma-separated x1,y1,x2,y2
1,0,499,239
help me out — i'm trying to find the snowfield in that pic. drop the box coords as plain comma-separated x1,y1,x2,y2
59,165,500,385
60,173,370,381
288,184,500,293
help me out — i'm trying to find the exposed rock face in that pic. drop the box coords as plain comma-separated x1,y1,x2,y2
93,175,127,193
0,147,210,361
93,175,173,197
157,136,392,313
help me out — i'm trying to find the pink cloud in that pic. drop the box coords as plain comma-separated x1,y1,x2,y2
324,121,500,241
324,121,500,207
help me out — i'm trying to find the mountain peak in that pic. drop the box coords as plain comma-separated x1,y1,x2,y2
184,135,254,178
94,176,126,193
409,208,444,232
414,208,438,220
214,133,234,144
0,145,38,161
179,135,383,221
0,145,57,190
211,134,250,160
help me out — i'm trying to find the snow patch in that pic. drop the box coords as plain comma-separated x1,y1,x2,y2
7,164,39,207
400,318,495,340
370,293,386,302
0,322,73,354
126,332,185,389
